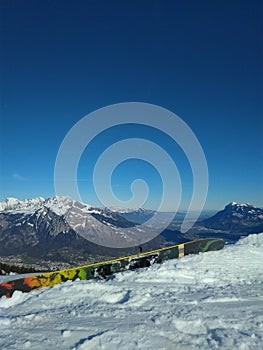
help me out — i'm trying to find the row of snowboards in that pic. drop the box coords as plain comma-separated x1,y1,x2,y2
0,238,224,298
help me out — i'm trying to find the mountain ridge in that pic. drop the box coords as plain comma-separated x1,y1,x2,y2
0,196,169,269
0,196,262,270
201,202,263,233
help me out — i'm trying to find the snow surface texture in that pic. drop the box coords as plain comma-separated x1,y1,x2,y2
0,234,263,350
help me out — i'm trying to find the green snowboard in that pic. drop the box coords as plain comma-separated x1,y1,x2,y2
0,238,224,298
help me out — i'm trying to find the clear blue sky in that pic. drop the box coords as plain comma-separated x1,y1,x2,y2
0,0,262,210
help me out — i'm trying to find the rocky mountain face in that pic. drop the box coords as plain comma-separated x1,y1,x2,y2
201,202,263,233
0,197,166,265
0,207,79,255
0,197,262,269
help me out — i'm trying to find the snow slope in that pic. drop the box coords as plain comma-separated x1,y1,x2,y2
0,234,262,350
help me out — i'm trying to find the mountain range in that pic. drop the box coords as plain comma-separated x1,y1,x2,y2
0,197,169,269
201,202,263,233
0,196,262,270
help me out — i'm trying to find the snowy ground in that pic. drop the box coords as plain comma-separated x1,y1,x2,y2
0,234,263,350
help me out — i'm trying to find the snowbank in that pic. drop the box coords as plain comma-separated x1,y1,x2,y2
0,233,262,349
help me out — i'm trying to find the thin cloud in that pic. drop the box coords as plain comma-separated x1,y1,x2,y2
12,173,28,181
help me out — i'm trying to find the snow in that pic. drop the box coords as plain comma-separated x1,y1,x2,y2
0,196,109,219
0,197,45,213
228,202,253,209
0,196,91,216
87,209,103,214
105,207,137,213
229,202,249,207
0,233,263,349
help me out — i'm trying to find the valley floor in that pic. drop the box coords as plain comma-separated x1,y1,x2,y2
0,234,262,350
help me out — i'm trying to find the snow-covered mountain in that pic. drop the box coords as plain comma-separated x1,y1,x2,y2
0,197,46,212
108,207,156,224
201,202,263,233
108,207,189,228
1,197,262,265
0,196,143,256
0,196,116,217
0,233,262,349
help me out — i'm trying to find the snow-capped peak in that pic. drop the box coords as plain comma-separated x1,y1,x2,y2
228,201,250,207
0,197,21,210
0,197,45,212
43,196,77,216
222,202,263,220
0,196,93,215
226,202,253,210
105,207,154,214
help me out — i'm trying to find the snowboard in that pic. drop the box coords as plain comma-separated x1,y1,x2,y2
0,238,224,298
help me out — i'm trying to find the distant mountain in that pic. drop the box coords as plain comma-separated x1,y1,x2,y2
201,202,263,233
0,196,141,253
108,208,156,224
0,197,171,266
109,207,190,227
1,197,262,268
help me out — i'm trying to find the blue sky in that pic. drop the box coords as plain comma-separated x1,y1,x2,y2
0,0,262,210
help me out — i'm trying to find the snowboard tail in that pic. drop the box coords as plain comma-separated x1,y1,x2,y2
0,238,224,298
